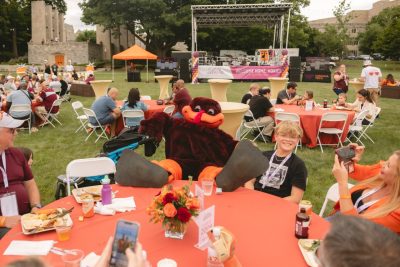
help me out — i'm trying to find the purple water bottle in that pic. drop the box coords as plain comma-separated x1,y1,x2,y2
101,175,112,205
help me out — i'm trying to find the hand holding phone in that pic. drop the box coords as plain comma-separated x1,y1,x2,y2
110,220,140,267
335,146,355,173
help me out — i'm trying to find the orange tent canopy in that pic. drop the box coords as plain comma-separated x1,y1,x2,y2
112,45,157,60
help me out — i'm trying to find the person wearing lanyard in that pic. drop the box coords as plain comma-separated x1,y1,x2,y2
276,82,302,105
331,143,400,234
244,121,308,204
0,112,41,238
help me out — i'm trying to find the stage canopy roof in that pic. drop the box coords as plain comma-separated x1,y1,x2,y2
112,44,157,60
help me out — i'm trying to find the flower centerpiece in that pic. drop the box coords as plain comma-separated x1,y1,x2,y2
147,183,200,239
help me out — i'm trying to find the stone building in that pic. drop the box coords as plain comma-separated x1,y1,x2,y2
28,0,101,65
309,0,400,56
96,25,145,61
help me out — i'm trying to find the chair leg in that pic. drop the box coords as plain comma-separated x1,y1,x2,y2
317,135,324,153
85,128,95,141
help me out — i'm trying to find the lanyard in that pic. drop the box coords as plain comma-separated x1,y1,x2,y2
286,90,292,100
354,186,383,214
0,152,8,188
261,151,292,189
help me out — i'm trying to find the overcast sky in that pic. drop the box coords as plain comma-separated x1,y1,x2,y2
65,0,379,32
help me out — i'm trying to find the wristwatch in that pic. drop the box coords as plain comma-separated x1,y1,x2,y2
30,203,42,209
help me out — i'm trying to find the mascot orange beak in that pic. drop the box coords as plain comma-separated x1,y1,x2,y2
182,105,224,128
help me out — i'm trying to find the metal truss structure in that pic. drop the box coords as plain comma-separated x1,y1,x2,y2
191,3,293,52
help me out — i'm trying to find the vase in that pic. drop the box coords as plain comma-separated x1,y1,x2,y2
164,222,187,239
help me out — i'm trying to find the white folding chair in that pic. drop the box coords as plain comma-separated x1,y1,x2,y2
356,106,381,144
64,157,116,196
274,112,302,153
239,110,268,143
316,112,348,153
71,101,88,133
319,182,354,217
40,98,63,128
345,110,369,146
122,110,144,128
163,105,175,116
140,95,151,100
9,104,32,134
82,108,109,143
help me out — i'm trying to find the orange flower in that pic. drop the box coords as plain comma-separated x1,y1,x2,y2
163,203,177,218
186,198,200,210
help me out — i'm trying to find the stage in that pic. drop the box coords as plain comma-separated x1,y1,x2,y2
198,65,286,80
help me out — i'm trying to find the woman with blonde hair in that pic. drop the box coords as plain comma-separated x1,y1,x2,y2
331,144,400,233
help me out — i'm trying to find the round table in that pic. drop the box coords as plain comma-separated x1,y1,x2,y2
219,102,249,139
89,80,113,99
0,181,329,266
271,104,355,148
208,79,232,102
115,100,169,135
154,75,173,100
269,77,288,99
349,80,365,94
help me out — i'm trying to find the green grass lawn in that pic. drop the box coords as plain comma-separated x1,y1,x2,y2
13,59,400,213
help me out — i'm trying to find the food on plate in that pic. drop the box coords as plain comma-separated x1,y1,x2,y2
22,208,73,233
299,239,320,252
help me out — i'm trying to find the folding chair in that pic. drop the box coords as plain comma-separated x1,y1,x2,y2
316,112,348,153
71,101,88,133
239,110,268,143
82,108,109,143
40,98,63,128
63,157,116,196
163,105,175,116
9,104,32,134
140,95,151,100
345,110,369,146
274,112,302,153
319,182,354,217
60,84,71,102
122,110,144,128
356,106,381,144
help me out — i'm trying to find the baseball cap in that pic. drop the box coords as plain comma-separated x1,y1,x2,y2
0,113,24,128
363,60,372,66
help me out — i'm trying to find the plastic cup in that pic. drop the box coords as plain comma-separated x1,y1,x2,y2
157,258,177,267
201,180,214,196
61,249,84,267
55,224,72,241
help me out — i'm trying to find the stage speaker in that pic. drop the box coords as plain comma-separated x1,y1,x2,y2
249,62,258,66
289,70,301,82
290,56,301,66
179,59,191,83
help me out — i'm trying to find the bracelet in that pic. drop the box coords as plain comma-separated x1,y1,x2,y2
340,194,351,199
30,203,42,209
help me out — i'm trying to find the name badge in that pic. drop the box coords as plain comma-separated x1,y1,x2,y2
0,192,19,216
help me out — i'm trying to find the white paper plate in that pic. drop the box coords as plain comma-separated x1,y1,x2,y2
298,239,320,267
21,210,73,235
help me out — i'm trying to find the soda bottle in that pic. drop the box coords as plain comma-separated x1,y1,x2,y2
295,208,310,239
323,99,328,108
101,175,112,205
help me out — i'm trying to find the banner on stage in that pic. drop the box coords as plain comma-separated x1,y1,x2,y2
198,66,285,80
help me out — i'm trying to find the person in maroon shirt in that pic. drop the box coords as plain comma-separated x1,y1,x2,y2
333,64,349,95
0,112,41,238
34,81,59,124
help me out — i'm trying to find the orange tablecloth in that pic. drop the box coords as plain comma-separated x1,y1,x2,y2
270,105,355,148
115,100,168,135
0,181,329,266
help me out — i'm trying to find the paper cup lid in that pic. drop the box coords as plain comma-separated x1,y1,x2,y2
157,258,177,267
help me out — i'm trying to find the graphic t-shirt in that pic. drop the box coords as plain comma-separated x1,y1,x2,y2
254,151,307,198
361,66,382,89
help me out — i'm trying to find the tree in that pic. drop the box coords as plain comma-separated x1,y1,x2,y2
332,0,351,57
314,25,343,57
76,30,96,43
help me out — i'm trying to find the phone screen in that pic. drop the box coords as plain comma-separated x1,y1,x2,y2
110,220,139,267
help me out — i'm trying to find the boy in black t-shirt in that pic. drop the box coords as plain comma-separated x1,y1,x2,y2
245,121,307,203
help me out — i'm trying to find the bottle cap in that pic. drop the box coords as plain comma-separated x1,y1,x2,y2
101,175,110,185
212,227,221,238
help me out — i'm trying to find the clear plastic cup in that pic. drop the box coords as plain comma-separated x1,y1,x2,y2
55,224,72,241
201,180,214,196
61,249,84,267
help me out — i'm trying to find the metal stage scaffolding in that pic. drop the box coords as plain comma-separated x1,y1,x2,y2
191,2,292,52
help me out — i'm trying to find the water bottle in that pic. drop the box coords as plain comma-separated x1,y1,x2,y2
101,175,112,205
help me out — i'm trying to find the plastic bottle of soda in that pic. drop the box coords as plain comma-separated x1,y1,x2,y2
323,99,328,108
295,208,310,239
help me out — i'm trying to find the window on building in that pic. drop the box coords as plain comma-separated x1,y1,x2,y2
351,28,357,34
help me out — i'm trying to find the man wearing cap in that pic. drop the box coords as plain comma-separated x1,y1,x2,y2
0,112,41,238
49,75,62,94
360,60,382,104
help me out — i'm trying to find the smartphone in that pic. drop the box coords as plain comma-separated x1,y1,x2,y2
335,147,355,173
109,220,140,267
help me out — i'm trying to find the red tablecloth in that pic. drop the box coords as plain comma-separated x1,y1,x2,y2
270,105,355,148
0,181,329,266
115,100,169,135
